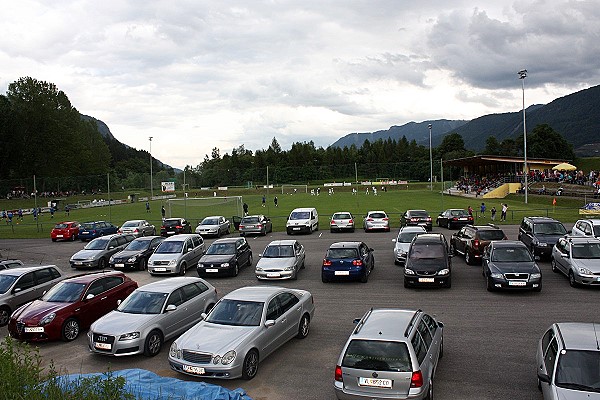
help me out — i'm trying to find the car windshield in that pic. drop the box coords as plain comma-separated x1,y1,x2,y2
369,212,386,219
571,243,600,259
478,230,506,241
555,350,600,392
54,223,68,229
491,247,533,262
41,281,86,303
84,238,109,250
342,340,411,372
0,275,18,294
242,217,259,223
333,213,351,220
201,218,219,225
122,221,140,227
118,291,167,314
263,245,294,258
533,222,567,235
398,232,422,243
290,211,310,220
124,240,151,251
155,241,183,254
409,243,445,259
206,299,264,326
449,210,468,217
206,243,236,255
327,248,358,259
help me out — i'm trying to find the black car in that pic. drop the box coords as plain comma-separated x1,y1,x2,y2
109,236,164,271
400,209,433,231
518,216,567,260
482,240,542,292
404,233,452,288
450,224,507,265
321,241,374,283
160,218,192,236
197,237,253,277
436,209,474,229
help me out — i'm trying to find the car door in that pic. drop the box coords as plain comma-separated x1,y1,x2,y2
8,271,42,311
519,220,533,247
76,277,119,328
161,287,188,335
295,242,305,270
411,329,431,388
540,335,559,399
360,242,374,272
416,319,436,382
553,238,570,274
262,295,289,357
454,227,467,254
236,239,250,266
422,313,442,364
278,292,301,341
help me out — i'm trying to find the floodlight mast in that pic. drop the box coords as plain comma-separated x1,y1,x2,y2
518,69,528,204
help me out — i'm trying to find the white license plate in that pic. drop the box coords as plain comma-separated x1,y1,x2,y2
267,272,281,278
293,227,301,230
335,271,350,276
115,263,124,268
358,377,392,388
459,217,467,221
56,234,63,238
182,365,205,375
168,231,175,234
246,225,255,228
418,277,435,283
154,267,167,272
206,269,218,273
508,281,527,286
81,231,88,234
74,262,83,265
24,327,44,333
94,342,112,350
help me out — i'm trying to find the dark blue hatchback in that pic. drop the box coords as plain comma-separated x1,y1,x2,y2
78,221,119,241
322,241,374,283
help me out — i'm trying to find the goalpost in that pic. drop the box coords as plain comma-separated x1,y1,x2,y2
166,196,243,222
281,184,308,194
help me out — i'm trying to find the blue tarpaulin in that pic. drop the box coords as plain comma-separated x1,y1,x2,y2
54,368,252,400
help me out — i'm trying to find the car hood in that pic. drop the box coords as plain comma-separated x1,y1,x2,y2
406,258,448,270
536,234,564,245
256,257,296,269
113,249,144,258
199,254,235,264
91,310,156,334
71,249,102,260
288,219,310,226
489,261,539,274
150,253,182,262
555,386,600,399
571,258,600,272
177,321,258,354
13,300,70,322
394,243,411,253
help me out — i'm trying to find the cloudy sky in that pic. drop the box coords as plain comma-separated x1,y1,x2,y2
2,0,599,169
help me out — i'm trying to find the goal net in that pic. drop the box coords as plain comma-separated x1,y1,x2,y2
166,196,243,222
281,184,308,194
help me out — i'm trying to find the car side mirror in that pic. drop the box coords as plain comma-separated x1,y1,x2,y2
259,253,263,257
109,246,115,250
369,248,374,252
13,288,22,294
392,238,397,243
117,299,122,306
265,320,276,328
165,304,177,312
353,318,361,324
561,252,569,258
86,293,95,300
200,312,207,320
537,371,551,384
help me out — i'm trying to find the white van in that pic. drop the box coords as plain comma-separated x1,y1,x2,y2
286,207,319,235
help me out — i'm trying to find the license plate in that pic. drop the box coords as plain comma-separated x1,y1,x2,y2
56,234,63,238
95,342,112,350
246,225,255,228
206,269,218,273
81,231,88,234
508,281,526,286
168,231,175,234
335,271,350,276
267,272,281,278
75,262,83,265
182,365,205,375
358,377,392,388
418,277,435,283
459,217,467,221
154,267,167,272
24,327,44,333
115,263,124,268
293,227,301,231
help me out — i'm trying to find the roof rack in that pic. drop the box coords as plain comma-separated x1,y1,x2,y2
353,308,373,334
404,309,422,337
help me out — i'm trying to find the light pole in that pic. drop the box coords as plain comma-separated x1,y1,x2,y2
149,137,153,200
518,69,528,204
428,124,433,191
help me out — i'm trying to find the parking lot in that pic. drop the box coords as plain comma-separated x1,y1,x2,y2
1,223,597,400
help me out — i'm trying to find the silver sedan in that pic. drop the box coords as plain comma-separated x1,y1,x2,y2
118,220,156,237
88,277,217,357
168,286,315,380
255,240,306,280
195,216,231,237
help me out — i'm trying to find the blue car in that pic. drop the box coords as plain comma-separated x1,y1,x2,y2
78,221,119,241
322,241,374,283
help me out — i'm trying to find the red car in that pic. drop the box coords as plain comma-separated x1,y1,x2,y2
51,221,80,242
8,271,137,342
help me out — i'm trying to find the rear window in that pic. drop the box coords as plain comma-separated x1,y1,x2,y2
327,248,359,259
342,340,412,372
163,219,181,227
54,223,68,229
242,217,259,223
333,213,352,219
478,230,505,241
410,211,429,217
369,213,387,219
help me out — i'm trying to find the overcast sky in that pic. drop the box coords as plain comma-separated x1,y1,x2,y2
2,0,599,169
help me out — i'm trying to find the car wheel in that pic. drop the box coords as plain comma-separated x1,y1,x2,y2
360,270,369,283
51,238,57,242
138,257,148,271
533,282,542,292
144,329,163,357
330,229,334,233
465,251,473,265
568,270,579,287
425,379,434,400
321,272,329,283
179,262,187,276
232,263,239,277
449,243,456,255
242,349,259,380
448,221,453,229
300,260,305,269
296,314,310,339
247,254,253,268
0,306,11,327
444,277,451,288
486,275,495,292
61,318,80,341
404,279,410,288
72,234,77,241
439,337,444,359
98,257,107,270
551,258,559,273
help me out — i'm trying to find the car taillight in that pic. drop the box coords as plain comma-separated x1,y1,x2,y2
257,224,262,228
367,218,373,221
117,229,122,233
383,217,389,221
323,259,332,266
452,217,458,221
410,370,423,388
427,217,432,221
176,226,182,229
352,259,363,266
474,239,480,248
134,228,139,233
411,218,418,222
161,226,166,229
331,220,335,225
239,224,245,229
348,219,353,223
335,365,343,382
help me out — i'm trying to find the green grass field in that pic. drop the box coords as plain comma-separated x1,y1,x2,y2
0,183,590,240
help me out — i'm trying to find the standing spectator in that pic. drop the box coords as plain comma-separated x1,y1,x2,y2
500,203,508,222
65,205,70,217
467,205,473,217
146,201,150,213
50,206,55,218
480,202,486,218
32,208,38,220
243,202,249,216
7,210,13,224
262,195,266,207
491,206,497,221
373,187,378,196
161,205,166,220
1,210,6,221
274,196,278,207
18,208,23,221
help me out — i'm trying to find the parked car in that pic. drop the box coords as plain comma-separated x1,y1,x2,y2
401,210,433,231
536,322,600,399
334,308,443,400
450,224,507,265
197,237,253,277
51,221,80,241
436,209,473,229
286,207,319,235
322,242,375,283
571,218,600,238
363,211,390,232
70,234,136,269
8,271,138,342
78,221,119,241
0,259,24,270
148,234,205,276
0,265,63,326
255,240,305,280
330,212,355,233
160,218,192,236
393,226,427,265
117,220,156,237
404,233,452,288
518,217,568,260
168,286,315,380
482,240,542,291
88,277,217,357
239,215,272,236
551,236,600,287
195,216,231,237
109,236,165,271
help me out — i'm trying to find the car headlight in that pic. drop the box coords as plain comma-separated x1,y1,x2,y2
538,242,548,247
119,332,140,341
109,256,115,263
222,262,230,268
530,273,542,279
256,267,263,271
578,267,593,275
168,259,177,266
490,273,503,279
404,268,415,275
438,268,450,276
284,266,294,271
169,342,181,359
127,256,138,263
39,313,56,326
221,350,236,365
